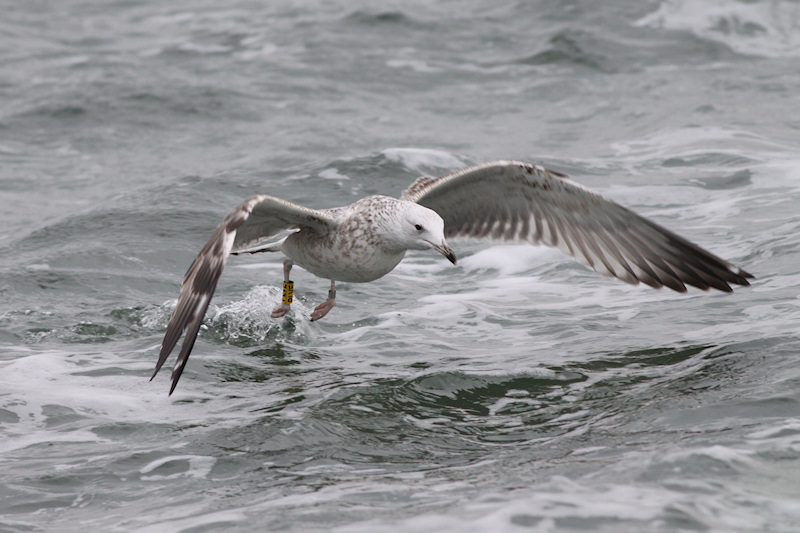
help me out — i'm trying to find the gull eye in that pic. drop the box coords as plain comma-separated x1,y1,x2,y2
414,224,423,232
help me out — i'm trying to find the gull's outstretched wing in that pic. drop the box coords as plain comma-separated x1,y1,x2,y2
152,195,337,394
402,160,753,291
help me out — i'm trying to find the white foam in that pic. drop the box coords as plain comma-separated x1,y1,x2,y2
386,59,441,73
0,346,273,461
334,479,687,533
657,444,755,467
610,126,775,163
382,148,466,172
132,508,247,533
140,455,216,480
636,0,800,58
458,245,562,277
319,167,351,180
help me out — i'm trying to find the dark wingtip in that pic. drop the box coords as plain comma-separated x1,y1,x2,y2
728,267,754,288
150,359,165,381
168,366,184,396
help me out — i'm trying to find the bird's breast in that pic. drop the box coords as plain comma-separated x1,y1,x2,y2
282,230,405,283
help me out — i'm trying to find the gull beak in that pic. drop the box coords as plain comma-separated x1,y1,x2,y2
433,241,457,265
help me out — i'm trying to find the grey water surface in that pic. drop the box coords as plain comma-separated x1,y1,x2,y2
2,1,800,532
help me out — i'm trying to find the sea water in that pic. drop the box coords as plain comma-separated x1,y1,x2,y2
2,1,800,531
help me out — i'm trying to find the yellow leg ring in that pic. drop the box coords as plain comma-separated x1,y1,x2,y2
282,281,294,304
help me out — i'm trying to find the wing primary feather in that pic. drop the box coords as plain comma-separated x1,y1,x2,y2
169,292,215,395
593,228,639,282
666,259,727,292
571,225,617,277
540,207,560,248
616,228,690,288
631,216,752,286
607,230,669,289
570,224,605,272
660,232,751,286
551,210,578,259
620,223,738,292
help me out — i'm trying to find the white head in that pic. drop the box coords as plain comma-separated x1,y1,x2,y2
389,201,457,264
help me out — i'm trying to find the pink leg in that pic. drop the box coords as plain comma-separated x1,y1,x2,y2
310,280,336,321
271,260,293,318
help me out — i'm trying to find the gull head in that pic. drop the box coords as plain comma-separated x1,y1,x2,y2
393,202,457,265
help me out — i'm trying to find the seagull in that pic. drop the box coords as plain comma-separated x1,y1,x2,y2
151,160,753,394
